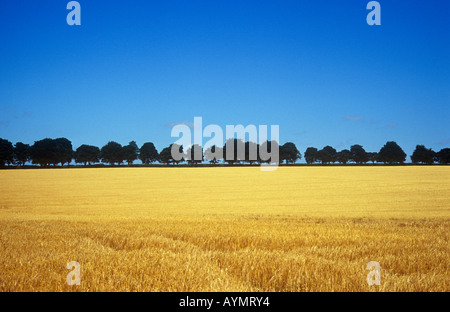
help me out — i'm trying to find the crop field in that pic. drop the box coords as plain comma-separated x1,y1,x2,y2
0,167,449,292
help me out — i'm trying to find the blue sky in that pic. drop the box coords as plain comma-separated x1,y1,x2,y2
0,0,449,160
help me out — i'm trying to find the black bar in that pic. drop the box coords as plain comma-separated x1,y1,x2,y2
1,292,447,310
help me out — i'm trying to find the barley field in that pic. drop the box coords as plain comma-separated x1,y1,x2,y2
0,166,449,292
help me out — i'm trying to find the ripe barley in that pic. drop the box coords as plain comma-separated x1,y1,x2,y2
0,167,448,291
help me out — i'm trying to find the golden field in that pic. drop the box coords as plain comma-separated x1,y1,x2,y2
0,166,449,292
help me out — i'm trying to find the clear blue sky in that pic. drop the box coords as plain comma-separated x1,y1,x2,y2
0,0,449,160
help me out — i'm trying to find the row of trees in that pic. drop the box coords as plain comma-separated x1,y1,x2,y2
0,137,449,167
305,142,405,165
157,140,301,165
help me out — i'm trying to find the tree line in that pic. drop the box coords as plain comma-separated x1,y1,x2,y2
0,137,449,167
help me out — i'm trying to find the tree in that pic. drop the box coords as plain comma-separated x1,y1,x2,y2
172,143,184,165
14,142,30,166
139,142,159,165
411,145,435,164
29,138,72,166
436,148,450,164
0,138,14,167
30,138,53,166
159,144,183,165
186,144,203,165
317,146,337,164
245,141,259,165
122,141,139,165
378,141,406,164
223,138,245,164
337,149,351,165
100,141,124,165
368,152,378,164
280,142,301,164
204,145,223,164
304,147,318,164
259,140,279,164
350,144,369,164
54,138,73,166
159,146,172,165
74,144,100,165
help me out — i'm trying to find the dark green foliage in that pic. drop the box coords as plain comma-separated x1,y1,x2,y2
245,141,259,164
337,149,351,164
14,142,30,166
378,141,407,164
30,138,73,166
30,138,53,166
259,140,279,164
350,144,369,164
0,138,14,167
54,138,73,166
74,144,100,165
100,141,124,165
159,146,172,165
411,145,435,164
223,138,245,164
317,146,337,164
436,148,450,164
122,141,139,165
139,142,159,164
172,144,184,165
304,147,318,164
280,142,301,164
368,152,378,164
204,145,223,164
1,135,446,167
186,144,203,165
159,144,183,165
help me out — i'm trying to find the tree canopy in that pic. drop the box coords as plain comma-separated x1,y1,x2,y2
245,141,259,164
159,143,183,165
29,138,73,167
280,142,301,164
100,141,124,165
75,144,100,165
304,147,318,164
411,145,435,164
337,149,351,165
223,138,245,164
317,146,337,164
0,137,448,167
0,138,14,167
14,142,30,166
186,144,203,165
436,148,450,164
350,144,369,164
139,142,159,164
378,141,406,164
204,145,223,164
123,141,139,165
